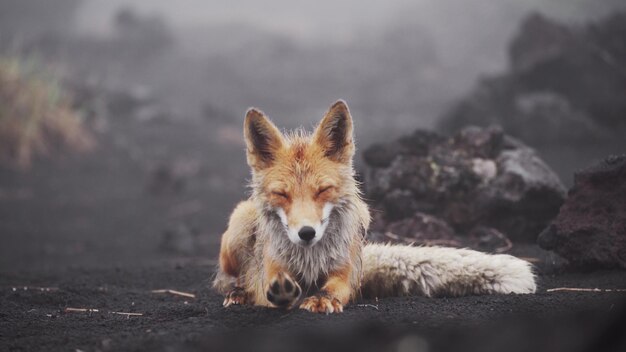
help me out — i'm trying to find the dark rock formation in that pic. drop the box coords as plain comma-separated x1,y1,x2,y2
538,155,626,269
439,12,626,147
373,212,458,244
364,126,566,244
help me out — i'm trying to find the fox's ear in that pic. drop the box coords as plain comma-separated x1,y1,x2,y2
244,108,284,171
313,100,354,164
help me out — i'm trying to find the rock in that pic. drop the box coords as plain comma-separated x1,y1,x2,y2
466,226,512,253
381,189,421,221
478,148,567,241
511,92,611,144
363,130,444,168
509,12,574,73
366,213,513,253
538,155,626,269
451,125,504,159
362,142,403,168
439,11,626,146
364,126,566,243
386,212,457,243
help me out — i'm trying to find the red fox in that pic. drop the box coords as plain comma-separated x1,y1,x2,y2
213,100,536,314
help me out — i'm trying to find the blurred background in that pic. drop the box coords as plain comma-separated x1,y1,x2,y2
1,0,625,272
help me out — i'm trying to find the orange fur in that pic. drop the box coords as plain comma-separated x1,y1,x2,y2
321,264,353,305
213,100,370,314
219,250,239,278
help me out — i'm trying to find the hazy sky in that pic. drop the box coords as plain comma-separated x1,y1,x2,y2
76,0,625,73
72,0,626,132
76,0,621,38
76,0,414,41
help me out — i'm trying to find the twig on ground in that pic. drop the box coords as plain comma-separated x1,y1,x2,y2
64,307,99,313
356,304,379,310
519,257,541,263
64,307,143,318
151,289,196,299
110,311,144,319
12,286,59,292
547,287,626,293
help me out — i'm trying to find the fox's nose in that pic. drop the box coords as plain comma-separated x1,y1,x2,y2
298,226,316,242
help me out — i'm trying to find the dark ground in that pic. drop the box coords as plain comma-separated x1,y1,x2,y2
1,119,626,352
1,261,626,352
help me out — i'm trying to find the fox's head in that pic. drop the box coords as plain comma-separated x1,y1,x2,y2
244,100,359,247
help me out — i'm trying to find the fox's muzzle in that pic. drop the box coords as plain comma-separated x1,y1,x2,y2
275,202,334,247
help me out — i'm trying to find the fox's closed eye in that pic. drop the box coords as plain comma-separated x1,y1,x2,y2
316,186,334,197
272,191,289,199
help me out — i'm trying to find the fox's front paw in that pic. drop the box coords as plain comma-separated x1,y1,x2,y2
299,291,343,314
223,287,248,307
266,272,301,308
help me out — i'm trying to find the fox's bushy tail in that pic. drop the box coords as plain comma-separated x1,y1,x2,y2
360,244,536,298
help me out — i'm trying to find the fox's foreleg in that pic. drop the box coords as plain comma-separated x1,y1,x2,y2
300,263,352,314
215,236,251,307
213,201,257,306
258,257,302,308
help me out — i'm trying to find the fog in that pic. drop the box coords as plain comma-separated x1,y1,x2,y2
1,0,623,199
71,1,623,125
1,0,624,197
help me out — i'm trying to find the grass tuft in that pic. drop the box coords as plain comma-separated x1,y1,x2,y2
0,56,94,169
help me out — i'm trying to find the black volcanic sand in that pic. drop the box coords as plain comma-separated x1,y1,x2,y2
1,256,626,352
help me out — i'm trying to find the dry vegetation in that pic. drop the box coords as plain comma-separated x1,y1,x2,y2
0,56,94,169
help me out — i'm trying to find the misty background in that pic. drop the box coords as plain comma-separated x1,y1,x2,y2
4,1,625,135
1,0,625,270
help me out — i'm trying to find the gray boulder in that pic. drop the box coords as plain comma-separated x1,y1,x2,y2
364,126,566,243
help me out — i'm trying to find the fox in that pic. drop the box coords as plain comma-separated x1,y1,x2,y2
212,100,536,314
